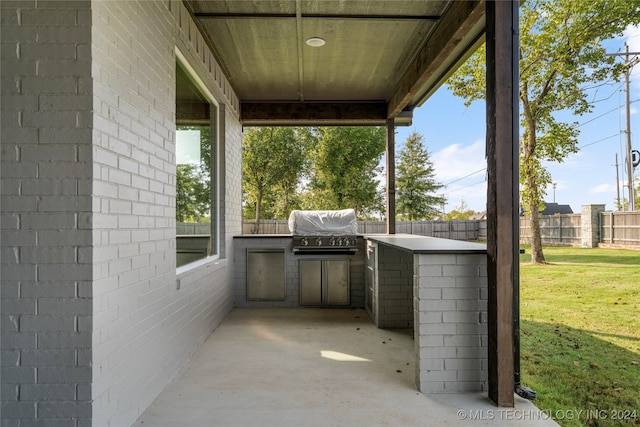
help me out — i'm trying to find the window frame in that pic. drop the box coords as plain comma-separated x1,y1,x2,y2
175,49,221,272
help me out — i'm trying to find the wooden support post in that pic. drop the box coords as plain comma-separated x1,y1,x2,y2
386,119,396,234
486,0,518,407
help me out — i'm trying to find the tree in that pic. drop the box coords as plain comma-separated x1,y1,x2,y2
447,0,640,263
176,125,211,223
176,164,210,222
445,199,476,220
395,131,444,220
305,126,385,217
242,127,307,232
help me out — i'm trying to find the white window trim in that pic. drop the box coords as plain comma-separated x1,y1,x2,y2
175,47,221,269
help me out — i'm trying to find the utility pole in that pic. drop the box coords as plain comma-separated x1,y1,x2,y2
625,44,634,211
607,45,640,211
615,154,621,210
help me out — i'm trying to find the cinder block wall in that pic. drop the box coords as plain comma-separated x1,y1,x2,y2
1,1,243,426
413,253,488,393
1,1,94,424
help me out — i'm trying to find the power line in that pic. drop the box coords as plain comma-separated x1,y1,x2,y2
577,96,640,129
576,106,620,128
579,133,620,149
442,167,486,187
447,178,487,194
586,81,624,104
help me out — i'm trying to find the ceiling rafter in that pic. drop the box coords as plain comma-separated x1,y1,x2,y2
240,101,389,126
193,13,441,21
295,0,305,101
387,0,486,119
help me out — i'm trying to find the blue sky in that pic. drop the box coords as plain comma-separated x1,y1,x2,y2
393,27,640,214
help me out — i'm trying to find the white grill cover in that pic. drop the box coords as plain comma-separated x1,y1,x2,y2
288,209,358,236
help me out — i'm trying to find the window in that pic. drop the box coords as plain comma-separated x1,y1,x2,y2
175,59,218,267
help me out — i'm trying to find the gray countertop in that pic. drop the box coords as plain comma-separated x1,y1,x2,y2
232,233,486,254
233,234,293,238
364,233,486,254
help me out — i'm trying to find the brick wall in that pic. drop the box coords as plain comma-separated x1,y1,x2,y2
1,1,94,424
1,1,243,426
375,245,414,328
91,1,241,426
413,253,488,393
91,2,176,424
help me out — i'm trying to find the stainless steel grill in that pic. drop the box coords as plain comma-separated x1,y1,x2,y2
292,235,358,254
289,209,359,255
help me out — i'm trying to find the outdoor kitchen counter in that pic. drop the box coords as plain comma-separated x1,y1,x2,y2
233,234,367,309
363,233,489,393
363,233,486,253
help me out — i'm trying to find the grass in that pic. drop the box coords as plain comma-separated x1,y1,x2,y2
519,246,640,426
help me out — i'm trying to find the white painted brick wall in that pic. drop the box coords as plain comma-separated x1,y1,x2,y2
414,253,488,393
2,0,242,426
1,1,94,425
91,1,241,426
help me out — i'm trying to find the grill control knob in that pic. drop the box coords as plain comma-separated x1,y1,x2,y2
329,237,336,246
301,237,308,246
315,237,323,246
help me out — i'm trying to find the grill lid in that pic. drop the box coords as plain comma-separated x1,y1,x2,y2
288,209,358,236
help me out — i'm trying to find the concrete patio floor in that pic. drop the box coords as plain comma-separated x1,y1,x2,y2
134,308,559,427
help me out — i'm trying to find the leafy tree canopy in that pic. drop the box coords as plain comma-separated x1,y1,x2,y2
302,126,386,217
176,125,211,223
242,127,309,230
444,199,477,221
447,0,640,263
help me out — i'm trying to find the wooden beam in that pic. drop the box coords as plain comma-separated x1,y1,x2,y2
387,0,485,118
486,0,518,408
240,101,388,126
194,13,441,21
386,119,396,234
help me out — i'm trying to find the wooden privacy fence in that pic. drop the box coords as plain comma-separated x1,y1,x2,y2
237,209,640,248
179,208,640,248
600,211,640,246
176,222,211,235
519,214,581,246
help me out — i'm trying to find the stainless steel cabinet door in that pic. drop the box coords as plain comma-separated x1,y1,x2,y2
324,260,349,305
299,259,322,305
299,259,349,306
247,249,286,300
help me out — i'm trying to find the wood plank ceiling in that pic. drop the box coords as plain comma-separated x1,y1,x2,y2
183,0,485,126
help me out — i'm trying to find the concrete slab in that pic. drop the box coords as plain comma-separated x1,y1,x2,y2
134,308,558,427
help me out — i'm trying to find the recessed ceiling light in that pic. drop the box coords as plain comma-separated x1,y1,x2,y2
306,37,325,47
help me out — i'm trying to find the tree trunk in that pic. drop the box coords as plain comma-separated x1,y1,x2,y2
254,190,262,234
521,90,546,264
528,198,546,264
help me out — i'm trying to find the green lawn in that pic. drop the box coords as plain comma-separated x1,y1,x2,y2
519,246,640,426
